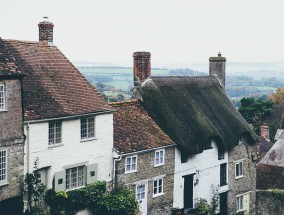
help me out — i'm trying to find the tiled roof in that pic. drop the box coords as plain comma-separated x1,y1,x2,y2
259,132,284,167
257,136,274,162
257,164,284,190
138,76,258,155
2,39,113,120
110,100,175,154
0,38,24,77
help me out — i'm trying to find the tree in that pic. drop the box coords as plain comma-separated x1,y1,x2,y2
269,88,284,104
238,97,273,134
24,158,46,213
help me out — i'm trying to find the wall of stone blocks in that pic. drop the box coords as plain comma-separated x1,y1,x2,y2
0,79,25,202
116,146,175,215
227,136,257,215
0,79,23,142
256,191,284,215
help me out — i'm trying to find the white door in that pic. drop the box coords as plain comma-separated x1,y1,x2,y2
243,193,250,214
136,183,148,215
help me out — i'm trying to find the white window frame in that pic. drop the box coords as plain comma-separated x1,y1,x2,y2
154,149,165,167
136,184,146,200
48,121,62,146
125,155,137,173
153,178,164,197
235,160,244,179
0,149,8,185
80,117,95,140
65,165,86,190
236,195,244,212
0,83,6,111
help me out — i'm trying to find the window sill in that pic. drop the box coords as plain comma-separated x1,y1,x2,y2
0,109,8,113
153,193,164,198
48,143,64,149
154,163,164,168
235,175,244,180
80,137,97,143
66,185,85,191
220,183,227,187
0,181,8,187
125,170,137,174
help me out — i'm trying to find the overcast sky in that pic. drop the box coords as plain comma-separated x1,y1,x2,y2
1,0,284,67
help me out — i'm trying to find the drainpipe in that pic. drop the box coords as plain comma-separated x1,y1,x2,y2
26,123,30,173
112,150,122,189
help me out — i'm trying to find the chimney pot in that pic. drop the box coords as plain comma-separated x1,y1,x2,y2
133,51,151,86
38,18,54,44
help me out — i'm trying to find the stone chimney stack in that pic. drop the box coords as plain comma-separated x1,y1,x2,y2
38,17,54,44
133,51,151,86
209,52,226,89
260,125,270,140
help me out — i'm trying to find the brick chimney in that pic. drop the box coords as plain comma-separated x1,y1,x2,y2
209,52,226,89
260,125,270,140
133,51,151,86
38,17,54,44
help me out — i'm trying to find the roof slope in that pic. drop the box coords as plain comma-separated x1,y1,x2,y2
0,38,24,78
2,39,112,120
139,76,257,155
259,132,284,167
111,100,175,154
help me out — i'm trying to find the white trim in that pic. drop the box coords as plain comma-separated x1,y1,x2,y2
235,160,244,179
125,155,138,174
153,177,164,198
0,83,6,111
154,148,165,167
0,148,8,186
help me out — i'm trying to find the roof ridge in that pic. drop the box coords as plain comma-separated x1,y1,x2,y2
109,99,140,106
3,39,40,44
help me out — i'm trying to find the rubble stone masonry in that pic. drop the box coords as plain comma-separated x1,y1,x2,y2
116,146,175,215
0,79,24,201
228,136,257,215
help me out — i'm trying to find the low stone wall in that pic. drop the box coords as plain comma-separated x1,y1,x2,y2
256,190,284,215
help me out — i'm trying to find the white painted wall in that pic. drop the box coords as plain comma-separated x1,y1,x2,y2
24,113,113,189
173,141,229,209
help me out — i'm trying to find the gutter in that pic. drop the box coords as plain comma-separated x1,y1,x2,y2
26,123,30,173
24,110,114,124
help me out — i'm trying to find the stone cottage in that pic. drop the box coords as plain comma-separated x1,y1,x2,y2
0,38,26,214
132,51,258,214
111,100,176,215
0,20,115,196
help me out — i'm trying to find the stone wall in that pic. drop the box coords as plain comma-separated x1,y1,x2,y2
256,191,284,215
116,146,175,215
0,79,25,202
228,136,257,215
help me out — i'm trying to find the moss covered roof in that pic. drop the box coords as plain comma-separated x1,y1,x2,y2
139,76,257,155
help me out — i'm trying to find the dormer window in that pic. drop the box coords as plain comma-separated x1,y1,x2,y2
0,84,5,111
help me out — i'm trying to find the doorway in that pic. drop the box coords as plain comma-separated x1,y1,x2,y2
183,174,194,209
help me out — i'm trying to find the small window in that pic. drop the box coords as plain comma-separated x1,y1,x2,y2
0,84,5,110
153,178,163,197
0,149,8,184
181,153,188,163
218,152,225,160
154,149,165,166
220,163,227,186
66,166,85,190
235,161,243,178
81,117,95,140
49,121,62,145
136,184,146,200
125,155,137,173
236,195,244,212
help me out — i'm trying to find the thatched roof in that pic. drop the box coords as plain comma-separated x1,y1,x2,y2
138,76,257,155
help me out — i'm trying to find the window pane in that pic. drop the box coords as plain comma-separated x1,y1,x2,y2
66,166,85,190
0,150,6,182
0,85,4,109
